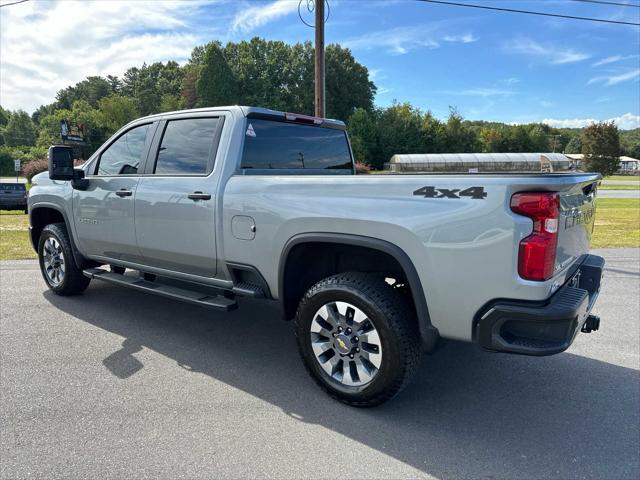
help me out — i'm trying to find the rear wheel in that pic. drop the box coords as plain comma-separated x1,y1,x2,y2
294,272,421,407
38,223,90,295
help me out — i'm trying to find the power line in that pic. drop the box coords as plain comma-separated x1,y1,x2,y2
416,0,640,26
571,0,640,7
0,0,29,8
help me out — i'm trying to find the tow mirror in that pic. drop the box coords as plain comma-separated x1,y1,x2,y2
48,145,74,180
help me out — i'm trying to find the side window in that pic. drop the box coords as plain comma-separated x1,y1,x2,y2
96,124,151,176
154,117,220,175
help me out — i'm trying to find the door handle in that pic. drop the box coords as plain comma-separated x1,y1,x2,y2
188,191,211,201
115,189,133,197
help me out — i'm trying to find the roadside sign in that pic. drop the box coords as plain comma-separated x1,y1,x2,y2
14,159,20,172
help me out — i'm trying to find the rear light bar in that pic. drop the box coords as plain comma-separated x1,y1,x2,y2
511,192,560,281
284,112,323,125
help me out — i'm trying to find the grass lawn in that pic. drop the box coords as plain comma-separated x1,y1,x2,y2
599,184,639,190
592,198,640,248
604,175,640,182
0,211,35,261
1,199,637,261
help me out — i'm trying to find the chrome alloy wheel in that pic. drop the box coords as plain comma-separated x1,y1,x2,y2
310,301,383,387
42,237,65,286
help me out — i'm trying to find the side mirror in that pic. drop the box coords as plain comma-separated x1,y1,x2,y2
48,145,74,180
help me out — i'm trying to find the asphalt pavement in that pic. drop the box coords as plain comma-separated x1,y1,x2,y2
1,248,638,479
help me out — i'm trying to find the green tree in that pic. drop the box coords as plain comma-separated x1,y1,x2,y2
564,135,582,154
444,108,479,153
0,106,10,127
181,64,201,109
56,76,112,109
620,128,640,159
97,95,139,131
160,94,183,112
374,103,425,168
197,43,238,106
325,44,376,120
347,108,378,163
4,110,36,146
122,61,185,116
581,121,620,176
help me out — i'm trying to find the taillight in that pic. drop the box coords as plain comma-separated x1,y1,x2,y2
510,192,560,281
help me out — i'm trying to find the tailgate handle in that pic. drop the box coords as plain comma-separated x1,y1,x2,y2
582,182,596,196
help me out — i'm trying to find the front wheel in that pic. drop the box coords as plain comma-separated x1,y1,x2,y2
38,223,91,295
294,272,421,407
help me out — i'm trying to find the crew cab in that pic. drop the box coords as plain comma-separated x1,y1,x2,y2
28,106,604,406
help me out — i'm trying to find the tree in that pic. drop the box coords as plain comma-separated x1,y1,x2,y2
325,45,376,120
4,110,36,146
97,95,139,131
620,128,640,159
121,61,185,115
160,94,183,112
0,106,10,127
55,76,112,109
581,121,620,176
564,135,582,154
444,108,479,153
347,108,378,163
197,43,238,106
181,64,200,109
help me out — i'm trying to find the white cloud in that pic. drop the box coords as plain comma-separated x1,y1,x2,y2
588,68,640,86
542,113,640,130
540,100,553,108
342,24,476,56
231,0,298,33
504,37,590,65
502,77,520,85
0,0,210,112
591,55,637,67
443,88,515,98
443,33,477,44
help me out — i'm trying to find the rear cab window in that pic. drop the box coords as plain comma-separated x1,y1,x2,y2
240,119,354,173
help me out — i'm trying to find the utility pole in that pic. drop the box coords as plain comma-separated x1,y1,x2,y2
314,0,325,118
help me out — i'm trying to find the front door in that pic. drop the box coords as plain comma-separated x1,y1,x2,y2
73,122,155,263
133,116,223,278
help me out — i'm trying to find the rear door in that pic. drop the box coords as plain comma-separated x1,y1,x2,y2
133,114,224,277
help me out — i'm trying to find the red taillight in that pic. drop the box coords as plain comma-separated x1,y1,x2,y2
511,192,560,281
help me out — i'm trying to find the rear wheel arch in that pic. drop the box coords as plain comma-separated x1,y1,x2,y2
278,233,439,351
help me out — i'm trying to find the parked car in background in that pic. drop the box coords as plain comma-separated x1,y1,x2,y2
0,183,27,213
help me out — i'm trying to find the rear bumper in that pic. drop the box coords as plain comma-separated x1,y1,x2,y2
0,199,27,209
475,254,604,356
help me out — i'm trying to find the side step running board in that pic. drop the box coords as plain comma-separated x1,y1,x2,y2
83,268,237,312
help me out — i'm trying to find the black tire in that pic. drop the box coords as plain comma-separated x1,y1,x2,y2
110,265,126,275
38,223,91,295
294,272,422,407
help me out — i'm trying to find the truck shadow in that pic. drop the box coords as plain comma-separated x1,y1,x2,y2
44,284,639,479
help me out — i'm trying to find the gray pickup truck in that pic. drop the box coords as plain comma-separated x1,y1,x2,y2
29,106,604,406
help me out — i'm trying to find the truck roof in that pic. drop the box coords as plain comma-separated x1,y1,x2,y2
135,106,346,129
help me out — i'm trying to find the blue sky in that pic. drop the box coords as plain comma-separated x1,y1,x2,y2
1,0,639,128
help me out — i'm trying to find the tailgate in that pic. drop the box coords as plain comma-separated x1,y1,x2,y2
555,178,598,273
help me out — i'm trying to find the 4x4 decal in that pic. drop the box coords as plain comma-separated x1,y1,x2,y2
413,186,487,199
